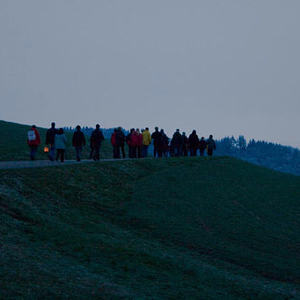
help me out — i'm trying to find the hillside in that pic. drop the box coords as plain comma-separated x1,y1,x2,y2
0,120,113,161
0,157,299,299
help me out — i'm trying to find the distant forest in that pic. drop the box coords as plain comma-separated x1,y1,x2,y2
215,136,300,176
64,127,300,176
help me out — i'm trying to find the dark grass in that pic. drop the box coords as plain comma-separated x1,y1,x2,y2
0,120,115,161
0,157,299,299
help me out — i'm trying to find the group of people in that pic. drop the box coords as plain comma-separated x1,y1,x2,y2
121,127,216,159
27,123,216,161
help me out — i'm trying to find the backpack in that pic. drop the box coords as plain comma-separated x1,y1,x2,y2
28,130,36,141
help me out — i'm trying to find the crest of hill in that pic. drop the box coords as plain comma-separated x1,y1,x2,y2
0,157,299,298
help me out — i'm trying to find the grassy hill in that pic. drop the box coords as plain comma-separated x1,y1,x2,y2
0,120,114,161
0,157,299,299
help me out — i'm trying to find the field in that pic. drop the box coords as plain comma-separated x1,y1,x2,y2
0,153,299,298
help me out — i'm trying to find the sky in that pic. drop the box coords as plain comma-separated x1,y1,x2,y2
1,0,300,147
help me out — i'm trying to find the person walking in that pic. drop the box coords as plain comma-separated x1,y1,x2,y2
142,127,151,157
206,135,216,156
72,125,86,161
172,129,183,157
151,127,161,158
111,129,120,158
90,124,105,161
27,125,41,160
182,132,188,156
136,129,143,158
55,128,67,162
160,129,169,158
45,122,58,161
199,137,207,156
189,130,199,156
126,129,135,158
116,127,126,158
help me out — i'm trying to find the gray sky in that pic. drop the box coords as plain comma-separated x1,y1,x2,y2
1,0,300,147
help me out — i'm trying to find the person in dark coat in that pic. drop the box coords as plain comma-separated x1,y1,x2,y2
182,132,188,157
72,125,86,161
90,124,105,161
136,129,143,158
46,122,58,161
151,127,161,158
116,127,126,158
160,129,169,158
206,135,216,156
189,130,199,156
126,129,136,158
172,129,183,156
199,137,207,156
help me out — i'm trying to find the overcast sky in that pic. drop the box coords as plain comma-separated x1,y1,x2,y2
1,0,299,147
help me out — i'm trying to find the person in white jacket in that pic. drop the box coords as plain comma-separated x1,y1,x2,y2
55,128,67,162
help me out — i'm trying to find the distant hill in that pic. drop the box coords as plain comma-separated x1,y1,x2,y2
0,157,299,298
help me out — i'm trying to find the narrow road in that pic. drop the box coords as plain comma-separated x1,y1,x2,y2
0,159,130,170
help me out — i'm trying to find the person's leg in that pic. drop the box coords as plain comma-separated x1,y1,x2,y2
121,145,126,158
49,145,55,161
94,145,100,160
141,145,145,158
158,149,162,158
154,146,157,158
76,147,82,161
61,150,65,162
30,146,37,160
194,147,197,156
56,149,59,161
137,146,141,158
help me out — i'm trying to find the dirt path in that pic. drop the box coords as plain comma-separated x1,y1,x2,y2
0,159,131,170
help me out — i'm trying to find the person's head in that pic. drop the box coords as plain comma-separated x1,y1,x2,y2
183,132,186,136
176,129,180,133
51,122,55,128
209,134,213,139
155,127,159,131
32,125,36,129
192,130,196,134
141,129,145,133
96,124,100,129
114,128,117,133
146,127,149,131
136,128,140,133
201,136,205,140
76,125,81,131
59,128,64,134
130,128,135,133
160,129,164,133
118,127,122,131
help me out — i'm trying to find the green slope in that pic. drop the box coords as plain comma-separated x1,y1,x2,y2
0,120,113,161
0,157,299,299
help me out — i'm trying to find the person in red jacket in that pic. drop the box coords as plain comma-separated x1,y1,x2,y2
27,125,41,160
136,129,143,158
